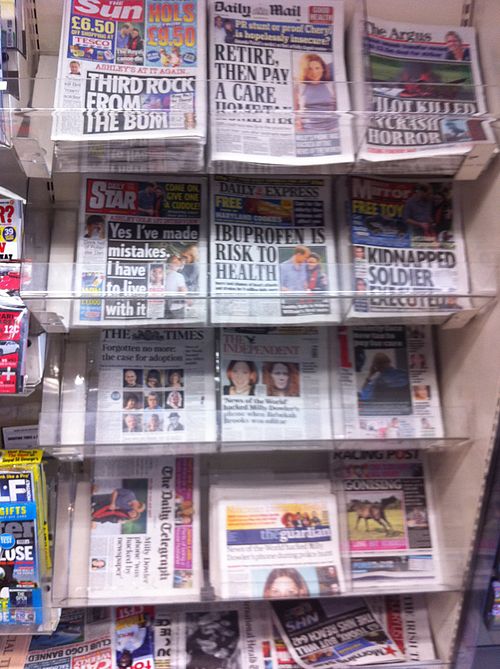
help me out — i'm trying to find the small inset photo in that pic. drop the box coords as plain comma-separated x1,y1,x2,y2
413,384,431,401
123,369,143,388
123,392,142,410
122,413,143,433
144,391,163,411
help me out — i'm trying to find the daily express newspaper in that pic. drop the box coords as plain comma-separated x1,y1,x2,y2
91,328,216,443
89,455,201,601
220,327,333,442
211,176,340,324
53,0,206,142
74,175,207,326
337,325,444,439
352,15,492,161
332,450,439,585
209,0,352,165
341,177,470,319
210,481,344,600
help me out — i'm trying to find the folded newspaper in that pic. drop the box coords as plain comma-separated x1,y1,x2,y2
209,0,352,166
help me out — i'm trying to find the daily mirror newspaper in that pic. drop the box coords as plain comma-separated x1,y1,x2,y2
336,325,444,439
90,328,216,443
53,0,206,143
209,0,352,165
219,327,333,442
211,176,340,324
74,175,207,326
89,456,201,601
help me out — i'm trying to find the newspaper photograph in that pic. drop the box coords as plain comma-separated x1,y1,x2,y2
91,328,216,443
209,0,352,165
337,325,444,439
332,450,440,584
74,175,207,326
211,176,340,324
53,0,206,142
89,456,201,601
220,327,333,442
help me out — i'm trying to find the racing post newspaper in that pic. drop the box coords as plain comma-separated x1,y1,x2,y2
89,456,201,601
74,175,207,326
332,450,440,586
351,13,492,161
340,177,470,320
90,328,216,443
211,176,340,324
219,327,333,442
336,325,444,439
209,0,352,166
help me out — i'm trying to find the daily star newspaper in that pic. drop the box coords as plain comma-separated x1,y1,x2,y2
220,327,333,442
74,175,207,326
351,13,492,161
53,0,206,142
90,328,216,443
209,0,352,165
89,455,201,601
336,325,444,439
211,176,340,324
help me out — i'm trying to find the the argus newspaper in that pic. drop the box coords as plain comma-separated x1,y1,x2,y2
337,325,444,439
209,0,352,165
74,175,207,326
211,176,340,324
53,0,206,142
89,456,201,601
220,327,333,442
91,328,216,443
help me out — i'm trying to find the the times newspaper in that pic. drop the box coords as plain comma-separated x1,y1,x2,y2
340,177,470,319
211,176,340,324
337,325,444,439
74,175,207,326
53,0,206,142
0,306,29,394
210,480,344,600
220,327,333,442
209,0,352,165
91,328,216,443
332,450,440,585
89,456,201,601
351,14,492,161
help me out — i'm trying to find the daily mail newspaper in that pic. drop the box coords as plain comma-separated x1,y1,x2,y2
351,13,492,161
74,175,207,326
220,327,333,442
210,480,344,600
53,0,206,142
89,455,201,601
340,177,470,319
336,325,444,439
211,176,340,324
91,328,216,443
209,0,352,165
332,450,440,585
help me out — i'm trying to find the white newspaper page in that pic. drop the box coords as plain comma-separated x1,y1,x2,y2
92,328,216,443
211,176,340,324
337,325,444,439
89,456,201,600
74,175,207,326
209,0,352,165
220,327,332,442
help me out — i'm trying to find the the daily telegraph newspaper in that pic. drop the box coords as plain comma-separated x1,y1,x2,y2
332,450,440,585
341,177,470,319
210,479,345,600
211,176,340,324
89,456,201,601
351,14,492,161
91,328,216,443
220,327,333,442
337,325,443,439
0,306,29,394
53,0,206,142
209,0,352,165
74,175,207,326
